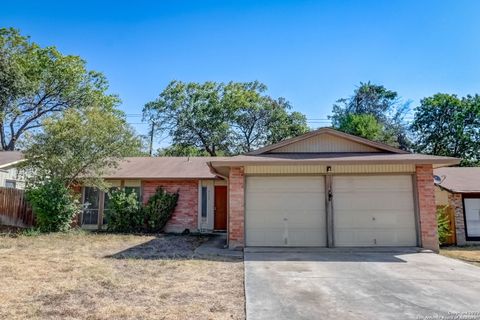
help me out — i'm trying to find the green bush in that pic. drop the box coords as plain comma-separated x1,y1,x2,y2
437,206,452,245
105,187,178,233
143,187,179,232
25,179,80,232
105,189,142,232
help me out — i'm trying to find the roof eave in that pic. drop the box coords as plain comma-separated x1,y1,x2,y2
211,158,460,167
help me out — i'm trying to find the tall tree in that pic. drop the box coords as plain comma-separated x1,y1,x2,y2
143,81,232,156
226,82,308,153
411,93,480,166
20,106,142,188
143,80,309,156
330,82,411,149
0,27,118,150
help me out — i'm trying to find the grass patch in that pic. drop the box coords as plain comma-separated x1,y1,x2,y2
440,246,480,267
0,231,244,319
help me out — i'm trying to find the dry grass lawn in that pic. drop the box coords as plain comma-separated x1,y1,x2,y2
440,246,480,267
0,231,244,320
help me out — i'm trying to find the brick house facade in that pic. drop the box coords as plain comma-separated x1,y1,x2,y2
142,180,199,233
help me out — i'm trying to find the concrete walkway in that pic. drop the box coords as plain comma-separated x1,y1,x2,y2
245,249,480,320
194,233,243,259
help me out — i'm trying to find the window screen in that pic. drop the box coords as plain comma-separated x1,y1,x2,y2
201,186,208,218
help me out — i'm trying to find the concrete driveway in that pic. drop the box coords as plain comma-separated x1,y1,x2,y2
244,248,480,320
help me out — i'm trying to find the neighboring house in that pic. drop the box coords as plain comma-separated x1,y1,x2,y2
434,167,480,246
0,151,25,189
81,128,459,251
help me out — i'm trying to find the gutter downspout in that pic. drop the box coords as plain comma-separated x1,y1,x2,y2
207,162,230,249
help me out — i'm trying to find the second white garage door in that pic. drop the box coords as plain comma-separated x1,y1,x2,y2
245,176,326,246
333,175,417,247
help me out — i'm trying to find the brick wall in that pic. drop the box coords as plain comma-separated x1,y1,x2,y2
228,167,245,249
142,180,198,233
416,165,439,251
449,193,466,245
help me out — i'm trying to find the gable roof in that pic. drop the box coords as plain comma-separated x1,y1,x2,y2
248,128,409,155
0,151,24,169
103,157,226,179
434,167,480,193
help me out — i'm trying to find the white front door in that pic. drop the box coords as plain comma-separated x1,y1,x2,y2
245,176,326,246
333,175,417,246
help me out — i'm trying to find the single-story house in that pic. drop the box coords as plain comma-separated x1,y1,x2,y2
0,151,25,189
81,128,459,251
434,167,480,246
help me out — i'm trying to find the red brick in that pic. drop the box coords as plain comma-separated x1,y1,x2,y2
416,165,439,252
142,180,198,233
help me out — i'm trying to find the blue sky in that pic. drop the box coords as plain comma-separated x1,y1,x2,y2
2,0,480,144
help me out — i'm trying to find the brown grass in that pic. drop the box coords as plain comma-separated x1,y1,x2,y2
0,231,244,320
440,246,480,267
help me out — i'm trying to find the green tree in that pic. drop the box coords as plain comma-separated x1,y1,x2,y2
337,114,383,141
143,80,309,155
0,28,118,150
143,81,232,156
330,82,411,149
157,144,210,157
411,93,480,166
20,106,142,188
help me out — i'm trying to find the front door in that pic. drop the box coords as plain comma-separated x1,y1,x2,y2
214,186,227,230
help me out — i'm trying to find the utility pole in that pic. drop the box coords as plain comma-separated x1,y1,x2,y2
148,121,155,157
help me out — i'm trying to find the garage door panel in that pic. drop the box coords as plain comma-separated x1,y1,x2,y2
333,175,417,247
335,212,415,229
246,176,326,247
333,175,413,192
333,193,414,211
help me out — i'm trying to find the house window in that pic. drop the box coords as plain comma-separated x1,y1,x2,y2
464,197,480,240
201,186,208,218
83,187,100,225
5,180,16,189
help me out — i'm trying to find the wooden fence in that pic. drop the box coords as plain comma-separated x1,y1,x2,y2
0,187,34,227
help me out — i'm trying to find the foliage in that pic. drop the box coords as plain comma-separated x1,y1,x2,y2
143,187,179,232
157,144,211,157
0,27,119,150
411,93,480,166
25,179,81,232
105,189,143,233
20,106,142,188
336,113,382,141
143,80,309,155
330,81,411,149
437,206,452,245
104,187,178,233
21,228,42,237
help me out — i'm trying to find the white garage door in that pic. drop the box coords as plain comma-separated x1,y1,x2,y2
333,175,417,247
246,176,326,246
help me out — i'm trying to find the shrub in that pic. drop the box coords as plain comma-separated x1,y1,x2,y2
25,179,80,232
104,187,178,233
143,187,179,232
105,189,142,232
437,206,452,245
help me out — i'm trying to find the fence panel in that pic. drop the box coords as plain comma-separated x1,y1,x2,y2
0,187,34,227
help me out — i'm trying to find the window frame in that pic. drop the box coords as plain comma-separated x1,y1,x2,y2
462,193,480,241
